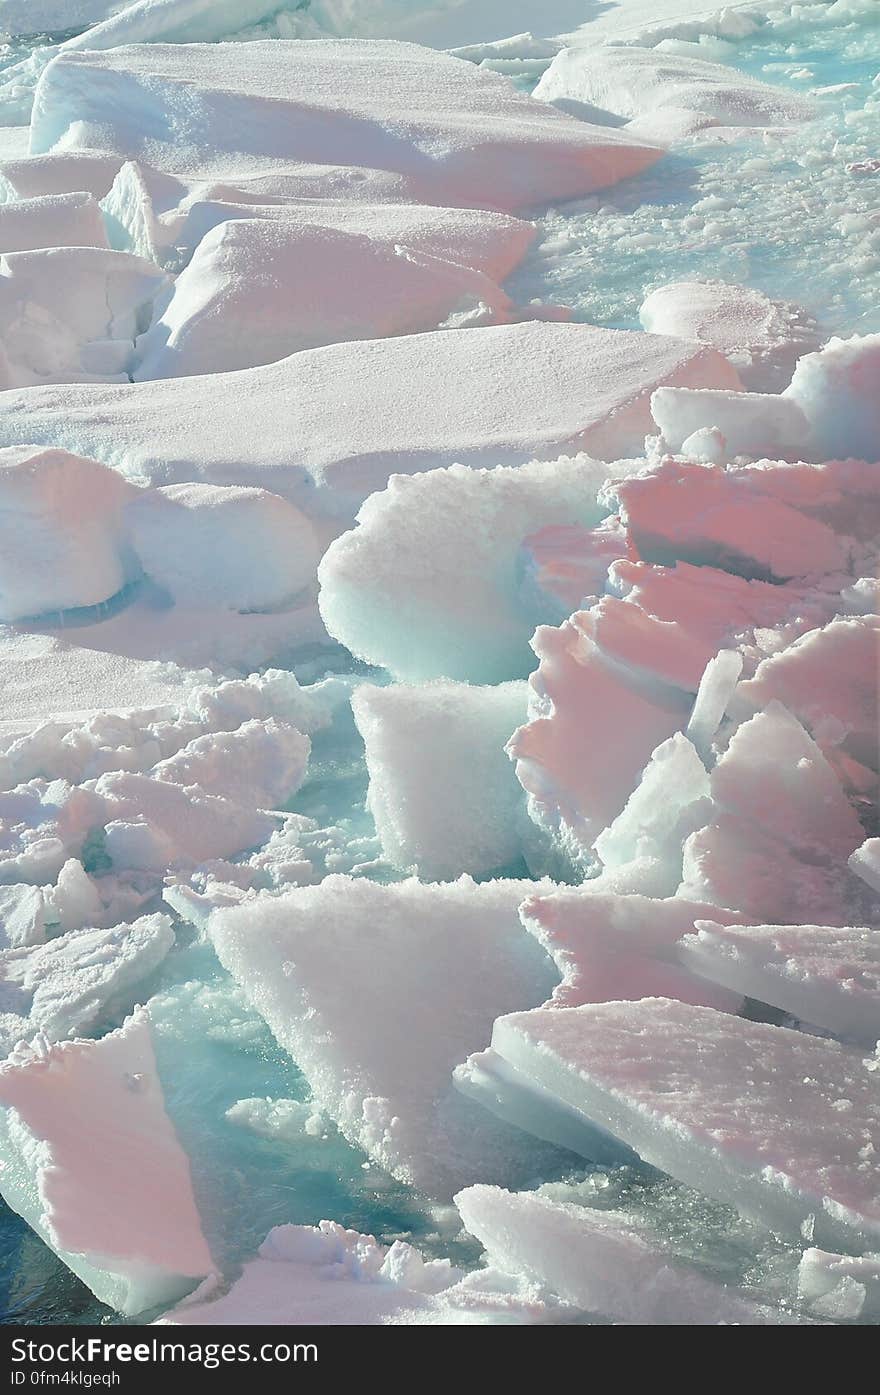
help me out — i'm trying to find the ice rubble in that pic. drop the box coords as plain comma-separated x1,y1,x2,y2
207,875,571,1198
534,43,816,131
455,1186,784,1325
639,280,820,391
0,322,740,520
0,912,173,1056
352,680,528,880
680,920,880,1046
0,1008,213,1315
132,217,518,379
462,998,880,1255
798,1247,880,1323
31,42,663,212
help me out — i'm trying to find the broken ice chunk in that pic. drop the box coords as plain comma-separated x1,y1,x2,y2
152,718,310,810
319,455,632,683
679,702,866,924
0,1008,213,1315
455,1186,790,1325
679,920,880,1047
614,458,845,581
133,217,516,379
798,1248,880,1321
0,913,174,1057
0,149,123,203
737,617,879,773
507,608,692,862
651,386,809,460
207,875,568,1197
0,193,109,255
850,840,880,897
351,680,527,880
0,445,138,623
686,649,743,760
469,998,880,1254
0,780,103,885
520,887,742,1013
534,45,815,130
639,280,819,391
32,41,664,211
126,482,319,611
785,333,880,465
591,734,712,896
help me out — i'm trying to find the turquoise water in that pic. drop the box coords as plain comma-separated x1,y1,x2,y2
508,14,879,336
1,8,876,1326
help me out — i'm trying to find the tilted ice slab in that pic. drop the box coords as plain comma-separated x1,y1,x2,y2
455,1186,788,1326
520,886,742,1013
352,680,527,880
507,606,694,861
31,41,663,213
0,913,174,1057
798,1247,880,1323
469,998,880,1255
0,245,167,390
0,194,109,256
613,457,848,582
319,455,637,683
679,702,868,925
0,780,103,886
125,482,319,611
0,858,143,951
654,334,880,466
208,875,568,1197
679,921,880,1048
132,216,517,379
0,322,740,519
0,445,139,624
0,1008,212,1315
639,280,820,392
737,617,879,775
152,718,310,811
534,44,815,130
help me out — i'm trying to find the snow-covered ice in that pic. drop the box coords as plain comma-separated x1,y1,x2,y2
467,998,880,1254
679,920,880,1047
207,875,569,1197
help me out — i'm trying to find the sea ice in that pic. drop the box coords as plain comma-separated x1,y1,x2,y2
132,217,516,379
651,386,810,460
0,322,740,520
639,280,820,391
152,718,309,810
0,1008,213,1315
678,701,867,924
351,680,527,879
0,780,103,885
0,245,167,388
613,457,847,581
125,482,319,610
207,875,568,1197
534,44,816,129
679,920,880,1047
0,445,138,623
0,151,124,204
455,1186,786,1325
506,607,693,862
798,1247,880,1322
0,193,109,255
31,41,663,212
784,333,880,465
467,998,880,1254
519,886,742,1011
0,912,174,1056
318,455,633,683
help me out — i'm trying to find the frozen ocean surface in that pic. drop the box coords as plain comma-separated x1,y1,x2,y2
0,0,877,1328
